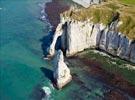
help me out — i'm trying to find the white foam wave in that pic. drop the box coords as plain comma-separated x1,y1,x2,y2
42,86,51,95
42,86,52,100
38,0,53,30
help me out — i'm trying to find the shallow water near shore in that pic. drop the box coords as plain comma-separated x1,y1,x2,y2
0,0,135,100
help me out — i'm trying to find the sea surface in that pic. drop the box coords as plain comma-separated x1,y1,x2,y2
0,0,52,99
0,0,134,100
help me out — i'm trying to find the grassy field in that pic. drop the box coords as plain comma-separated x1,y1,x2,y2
62,0,135,40
80,49,135,85
119,0,135,5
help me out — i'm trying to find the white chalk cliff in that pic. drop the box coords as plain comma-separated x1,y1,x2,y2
48,16,135,63
47,23,64,56
53,50,72,89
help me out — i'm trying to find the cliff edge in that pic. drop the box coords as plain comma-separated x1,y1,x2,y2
48,0,135,63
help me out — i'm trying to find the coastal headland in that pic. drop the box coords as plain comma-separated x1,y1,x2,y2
42,0,135,99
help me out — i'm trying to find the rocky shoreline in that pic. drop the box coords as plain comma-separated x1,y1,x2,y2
67,53,135,99
42,0,135,99
45,0,70,29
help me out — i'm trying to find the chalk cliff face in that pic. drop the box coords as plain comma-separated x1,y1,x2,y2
48,16,135,63
47,23,64,56
60,17,135,63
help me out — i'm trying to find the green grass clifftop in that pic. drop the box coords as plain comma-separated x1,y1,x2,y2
61,0,135,40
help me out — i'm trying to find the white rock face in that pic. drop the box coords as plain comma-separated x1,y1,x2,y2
63,21,106,56
107,31,120,55
60,18,135,63
47,23,64,56
53,50,72,89
117,35,129,59
65,21,102,56
48,17,135,63
129,41,135,63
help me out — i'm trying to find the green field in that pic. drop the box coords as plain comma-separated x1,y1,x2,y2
119,0,135,5
62,0,135,40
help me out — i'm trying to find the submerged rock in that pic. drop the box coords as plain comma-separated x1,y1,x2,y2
42,86,51,100
53,50,72,89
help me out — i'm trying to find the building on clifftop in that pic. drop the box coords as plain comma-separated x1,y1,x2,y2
72,0,102,8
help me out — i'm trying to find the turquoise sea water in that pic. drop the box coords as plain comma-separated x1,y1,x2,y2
0,0,52,99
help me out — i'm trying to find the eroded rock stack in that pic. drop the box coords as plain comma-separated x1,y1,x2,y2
53,50,72,89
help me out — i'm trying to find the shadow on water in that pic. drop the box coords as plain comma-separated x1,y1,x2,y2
40,30,54,57
39,0,71,57
40,30,62,57
40,67,54,83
